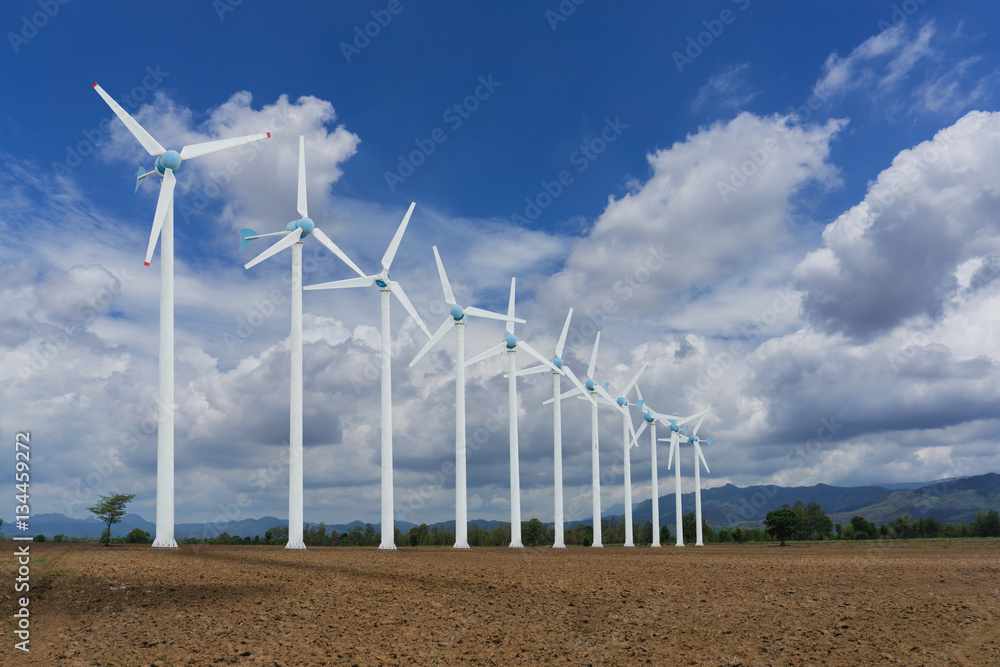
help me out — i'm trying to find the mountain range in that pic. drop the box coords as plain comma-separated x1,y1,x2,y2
10,473,998,539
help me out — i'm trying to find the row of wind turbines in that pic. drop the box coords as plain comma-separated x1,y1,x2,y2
92,83,718,551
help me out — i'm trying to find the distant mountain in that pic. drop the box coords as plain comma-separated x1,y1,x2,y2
13,474,997,539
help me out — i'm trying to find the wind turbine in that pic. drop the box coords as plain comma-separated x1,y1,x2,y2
596,364,645,547
514,308,592,548
545,332,633,547
630,393,708,548
305,202,432,550
409,246,520,549
93,83,270,548
655,406,712,546
466,279,558,548
240,136,367,550
684,413,715,546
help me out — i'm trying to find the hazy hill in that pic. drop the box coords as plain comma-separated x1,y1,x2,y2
13,474,997,539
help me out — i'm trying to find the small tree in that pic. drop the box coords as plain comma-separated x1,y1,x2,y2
126,528,151,544
764,508,797,546
86,493,136,546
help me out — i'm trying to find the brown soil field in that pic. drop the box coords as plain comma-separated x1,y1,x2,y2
2,540,999,666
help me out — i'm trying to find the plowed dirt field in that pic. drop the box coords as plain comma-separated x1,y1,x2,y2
3,540,999,665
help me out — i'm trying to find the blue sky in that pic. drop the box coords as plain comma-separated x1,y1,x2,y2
2,1,999,527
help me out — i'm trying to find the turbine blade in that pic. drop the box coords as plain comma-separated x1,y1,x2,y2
311,227,367,279
239,228,258,251
410,318,453,367
667,433,678,470
145,169,176,265
555,308,573,358
297,135,308,219
381,202,415,270
388,280,432,339
505,277,516,334
516,340,559,373
244,230,300,269
466,341,506,367
93,83,165,156
305,275,375,291
515,363,549,377
432,246,456,306
464,306,519,323
179,132,270,160
691,410,710,437
635,383,644,404
623,362,648,397
587,331,601,379
676,407,711,426
562,366,595,404
694,442,710,473
630,421,647,449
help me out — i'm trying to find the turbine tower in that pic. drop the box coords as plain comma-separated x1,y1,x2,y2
657,405,712,546
515,309,592,548
93,83,270,548
597,364,645,547
240,136,367,550
546,332,633,547
685,412,714,546
466,279,558,548
305,203,432,550
409,246,519,549
631,392,708,548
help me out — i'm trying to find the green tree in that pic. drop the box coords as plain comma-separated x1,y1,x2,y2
126,528,151,543
973,510,1000,538
659,524,671,544
86,493,136,547
764,508,797,546
53,534,65,542
850,515,878,540
33,534,46,542
523,518,546,547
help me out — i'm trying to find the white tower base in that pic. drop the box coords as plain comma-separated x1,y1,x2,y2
379,288,396,550
650,424,660,548
552,371,565,549
674,440,684,547
286,242,306,550
152,206,177,549
508,350,523,548
454,321,470,549
623,417,634,548
591,401,602,548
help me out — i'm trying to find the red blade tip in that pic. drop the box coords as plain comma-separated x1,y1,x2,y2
144,262,150,267
266,132,271,138
92,82,98,87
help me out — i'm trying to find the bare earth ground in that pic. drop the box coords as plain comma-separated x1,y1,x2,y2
2,540,999,666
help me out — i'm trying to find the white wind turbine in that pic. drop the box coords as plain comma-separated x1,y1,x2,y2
656,406,713,546
240,136,367,550
466,279,559,548
514,308,593,548
630,393,709,548
545,332,634,547
596,364,645,547
305,203,432,550
93,83,270,548
408,246,520,549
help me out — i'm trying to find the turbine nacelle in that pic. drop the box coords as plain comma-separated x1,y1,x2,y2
505,334,518,349
644,411,655,423
375,269,392,288
155,150,182,174
616,396,628,407
450,304,465,321
668,420,680,433
552,357,564,369
585,378,596,392
285,217,315,238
